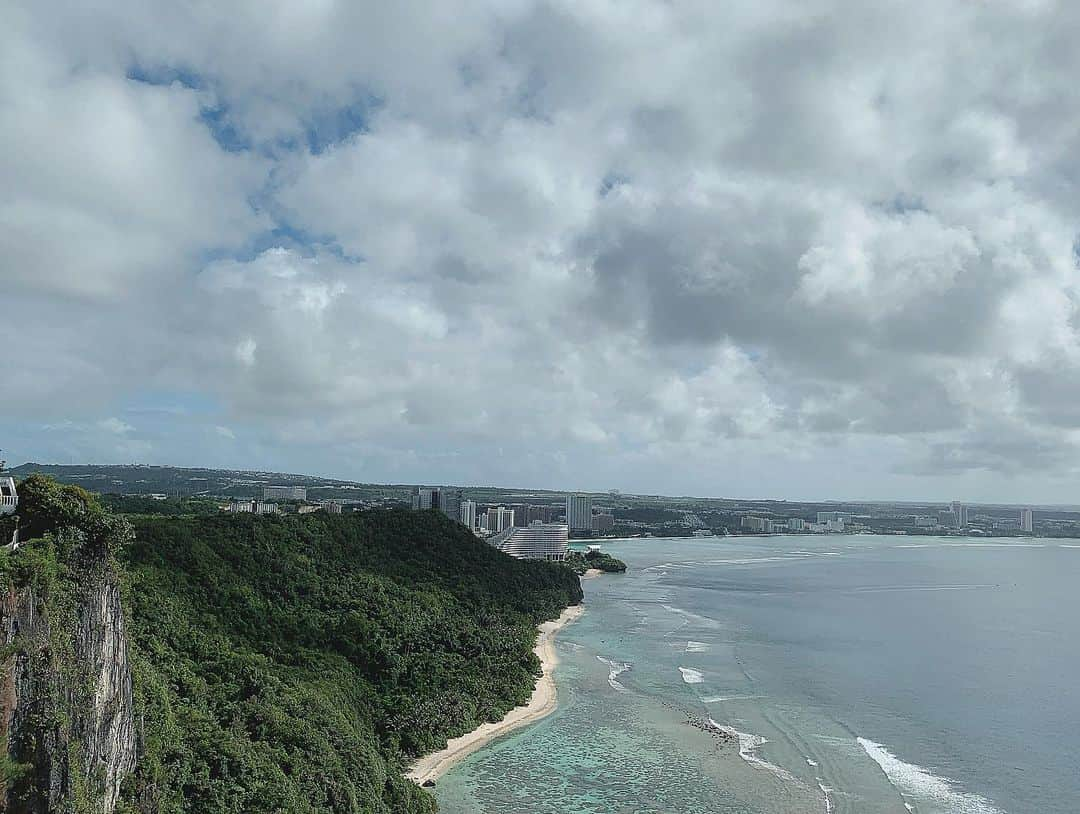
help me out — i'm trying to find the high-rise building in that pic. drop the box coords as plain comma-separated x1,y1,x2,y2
412,487,438,510
591,513,615,533
263,485,307,501
460,500,477,530
513,504,563,526
484,506,515,534
439,489,461,523
566,494,593,535
489,522,568,561
950,501,967,528
1020,507,1033,533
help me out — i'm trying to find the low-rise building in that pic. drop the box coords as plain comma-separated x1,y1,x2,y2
227,500,280,515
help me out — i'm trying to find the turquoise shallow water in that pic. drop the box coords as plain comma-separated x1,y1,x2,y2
434,536,1080,813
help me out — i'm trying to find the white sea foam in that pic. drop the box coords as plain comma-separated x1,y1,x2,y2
858,737,1004,814
851,584,994,594
707,720,796,781
661,604,718,626
685,640,709,652
818,781,834,813
596,656,631,692
806,757,818,767
701,694,761,703
678,666,704,684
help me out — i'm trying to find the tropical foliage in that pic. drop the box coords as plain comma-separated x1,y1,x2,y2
4,478,582,813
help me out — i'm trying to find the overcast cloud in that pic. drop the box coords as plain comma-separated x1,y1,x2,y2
4,0,1080,502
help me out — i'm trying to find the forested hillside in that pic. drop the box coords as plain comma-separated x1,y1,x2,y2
1,478,582,813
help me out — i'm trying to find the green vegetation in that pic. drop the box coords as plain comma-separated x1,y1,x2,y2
565,549,627,575
97,493,222,517
120,509,581,813
0,476,136,812
3,477,582,813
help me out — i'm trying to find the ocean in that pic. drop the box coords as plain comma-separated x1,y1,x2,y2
432,535,1080,813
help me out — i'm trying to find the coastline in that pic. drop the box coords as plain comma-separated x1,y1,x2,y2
406,603,585,786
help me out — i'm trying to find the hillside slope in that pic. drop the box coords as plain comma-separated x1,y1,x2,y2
2,478,583,813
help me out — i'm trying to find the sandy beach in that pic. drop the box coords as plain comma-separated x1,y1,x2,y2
580,568,604,580
407,603,585,785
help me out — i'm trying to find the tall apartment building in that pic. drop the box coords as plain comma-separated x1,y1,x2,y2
263,485,307,501
949,501,967,528
411,486,463,522
412,487,437,510
460,500,477,530
440,489,461,523
1020,507,1034,533
566,494,593,535
484,506,515,534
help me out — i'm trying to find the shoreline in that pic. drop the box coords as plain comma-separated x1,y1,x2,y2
406,603,585,786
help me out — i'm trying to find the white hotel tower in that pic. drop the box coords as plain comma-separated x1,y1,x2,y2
489,522,568,561
566,494,593,535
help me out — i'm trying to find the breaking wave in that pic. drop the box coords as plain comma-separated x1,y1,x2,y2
678,666,704,684
858,737,1004,814
706,720,796,782
596,656,631,692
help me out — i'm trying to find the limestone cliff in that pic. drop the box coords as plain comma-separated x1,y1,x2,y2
0,537,136,814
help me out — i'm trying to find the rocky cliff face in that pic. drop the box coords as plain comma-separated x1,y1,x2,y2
0,553,136,814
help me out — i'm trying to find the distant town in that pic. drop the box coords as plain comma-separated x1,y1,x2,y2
6,464,1077,562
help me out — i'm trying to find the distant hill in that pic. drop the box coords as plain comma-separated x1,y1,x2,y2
5,463,594,507
8,462,415,502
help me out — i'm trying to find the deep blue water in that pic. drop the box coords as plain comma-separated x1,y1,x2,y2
436,536,1080,813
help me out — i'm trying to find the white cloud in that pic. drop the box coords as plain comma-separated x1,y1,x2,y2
6,0,1080,500
98,417,135,435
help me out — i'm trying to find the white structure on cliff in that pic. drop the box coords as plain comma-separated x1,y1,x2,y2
0,477,16,516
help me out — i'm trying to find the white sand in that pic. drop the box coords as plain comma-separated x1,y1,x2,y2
407,604,585,785
580,568,604,580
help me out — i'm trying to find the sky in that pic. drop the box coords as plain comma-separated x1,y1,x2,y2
4,1,1080,502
